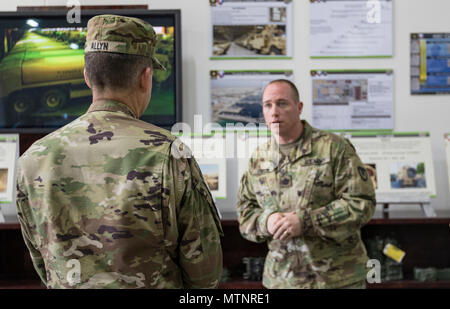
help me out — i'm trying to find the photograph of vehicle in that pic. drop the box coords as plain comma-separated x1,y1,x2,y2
390,162,427,189
0,22,176,130
213,24,286,56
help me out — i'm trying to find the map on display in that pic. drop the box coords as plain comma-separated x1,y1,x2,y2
210,70,293,128
310,0,393,58
210,0,292,59
311,70,394,131
411,33,450,94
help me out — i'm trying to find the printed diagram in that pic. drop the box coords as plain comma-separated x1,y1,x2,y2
313,79,368,104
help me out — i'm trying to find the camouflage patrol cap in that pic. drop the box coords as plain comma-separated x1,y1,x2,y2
85,14,165,71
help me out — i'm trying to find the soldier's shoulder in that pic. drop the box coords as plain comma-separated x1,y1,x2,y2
311,126,348,147
135,120,177,143
311,124,345,143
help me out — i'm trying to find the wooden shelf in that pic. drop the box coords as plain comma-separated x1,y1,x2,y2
219,280,264,289
0,223,20,230
368,280,450,289
2,215,449,289
368,218,450,225
0,279,44,289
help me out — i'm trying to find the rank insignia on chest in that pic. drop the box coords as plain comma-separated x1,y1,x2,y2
280,174,293,188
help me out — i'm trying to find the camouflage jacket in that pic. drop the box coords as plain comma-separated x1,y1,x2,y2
16,99,223,289
237,121,375,289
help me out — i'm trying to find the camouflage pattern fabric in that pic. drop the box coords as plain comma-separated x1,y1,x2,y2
85,15,165,71
237,120,376,289
16,99,223,289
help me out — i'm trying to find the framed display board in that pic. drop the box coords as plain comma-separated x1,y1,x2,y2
310,0,393,58
345,131,436,203
311,70,394,131
411,33,450,95
210,0,292,59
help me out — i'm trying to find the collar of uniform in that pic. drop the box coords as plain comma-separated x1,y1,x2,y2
265,120,313,169
87,99,137,119
290,120,313,161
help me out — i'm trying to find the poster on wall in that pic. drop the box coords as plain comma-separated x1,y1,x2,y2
177,135,226,160
210,0,293,59
309,0,393,58
445,133,450,195
344,132,436,203
0,134,19,222
410,33,450,94
311,70,394,131
210,70,293,128
196,158,227,199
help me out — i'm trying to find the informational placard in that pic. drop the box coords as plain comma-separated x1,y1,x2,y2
210,0,292,59
445,133,450,195
310,0,393,58
345,132,436,203
0,134,19,222
311,70,394,131
0,134,19,203
196,158,227,199
177,135,226,160
411,33,450,94
211,70,293,128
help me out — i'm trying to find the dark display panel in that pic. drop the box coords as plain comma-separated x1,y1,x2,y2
0,10,181,132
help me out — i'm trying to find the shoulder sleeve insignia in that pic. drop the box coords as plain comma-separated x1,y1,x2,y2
358,166,369,181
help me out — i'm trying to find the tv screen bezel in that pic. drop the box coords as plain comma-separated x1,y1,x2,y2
0,9,182,133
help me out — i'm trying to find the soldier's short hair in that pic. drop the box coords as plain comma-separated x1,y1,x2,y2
84,53,152,91
264,79,300,102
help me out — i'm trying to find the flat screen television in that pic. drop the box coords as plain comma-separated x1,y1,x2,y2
0,9,181,132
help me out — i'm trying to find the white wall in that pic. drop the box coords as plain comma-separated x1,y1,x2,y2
2,0,450,216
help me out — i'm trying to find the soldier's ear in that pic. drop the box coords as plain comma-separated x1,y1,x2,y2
83,68,92,89
298,101,303,114
140,67,152,91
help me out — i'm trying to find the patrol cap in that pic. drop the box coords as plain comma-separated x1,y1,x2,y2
85,14,165,71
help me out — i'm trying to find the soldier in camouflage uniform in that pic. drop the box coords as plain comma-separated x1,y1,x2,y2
16,15,223,289
237,80,375,289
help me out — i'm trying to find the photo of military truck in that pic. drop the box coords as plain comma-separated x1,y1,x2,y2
0,27,89,126
390,162,427,189
213,24,286,57
0,24,176,129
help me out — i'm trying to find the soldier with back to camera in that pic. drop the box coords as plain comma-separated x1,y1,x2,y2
237,79,376,289
16,15,223,289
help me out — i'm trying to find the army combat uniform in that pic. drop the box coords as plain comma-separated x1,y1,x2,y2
16,99,223,289
237,121,375,289
15,15,223,289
